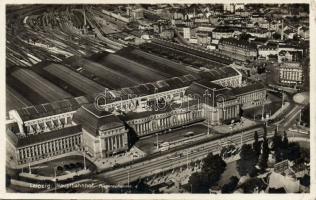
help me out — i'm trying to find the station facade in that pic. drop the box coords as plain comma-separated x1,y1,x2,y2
6,72,266,167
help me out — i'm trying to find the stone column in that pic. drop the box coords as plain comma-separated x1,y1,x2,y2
116,135,120,149
112,137,115,150
149,121,153,132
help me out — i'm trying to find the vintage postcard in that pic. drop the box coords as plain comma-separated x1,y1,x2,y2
2,0,314,199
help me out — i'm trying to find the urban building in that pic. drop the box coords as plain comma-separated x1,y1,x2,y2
127,7,144,20
97,75,196,112
183,27,191,39
278,51,302,63
218,37,258,62
298,26,309,40
7,123,82,166
278,62,304,86
212,27,235,40
160,29,175,40
223,4,235,13
6,98,88,166
186,80,240,125
73,104,129,158
126,100,203,137
200,67,242,88
258,44,278,60
248,28,272,38
196,31,211,45
153,21,171,33
231,82,267,109
8,98,85,136
194,17,210,24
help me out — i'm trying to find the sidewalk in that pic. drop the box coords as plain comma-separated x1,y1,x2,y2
20,169,91,181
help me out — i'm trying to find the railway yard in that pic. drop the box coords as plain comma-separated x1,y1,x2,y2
6,5,230,111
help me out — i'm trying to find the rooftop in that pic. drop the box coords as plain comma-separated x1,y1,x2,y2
280,62,302,69
125,99,200,121
97,74,199,104
73,104,124,136
213,26,235,33
199,67,240,80
219,37,257,50
186,80,237,105
231,82,266,95
15,98,82,122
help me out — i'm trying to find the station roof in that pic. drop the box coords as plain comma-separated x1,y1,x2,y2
186,80,237,106
113,74,198,101
16,98,83,122
199,66,239,81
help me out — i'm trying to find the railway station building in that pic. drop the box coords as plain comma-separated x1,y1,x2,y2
126,100,204,137
6,69,266,166
73,104,129,158
6,98,88,166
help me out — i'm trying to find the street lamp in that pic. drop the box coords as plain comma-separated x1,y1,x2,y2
83,146,87,170
261,103,265,121
281,92,285,107
210,88,216,125
156,133,159,150
240,121,244,146
186,150,189,170
203,89,210,135
54,166,57,193
28,160,32,174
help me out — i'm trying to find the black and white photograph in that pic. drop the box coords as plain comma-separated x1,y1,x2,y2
5,2,311,195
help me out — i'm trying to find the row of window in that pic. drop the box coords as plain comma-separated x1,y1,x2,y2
100,127,125,136
239,91,265,104
134,111,203,135
18,135,81,161
18,148,75,164
280,71,303,81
